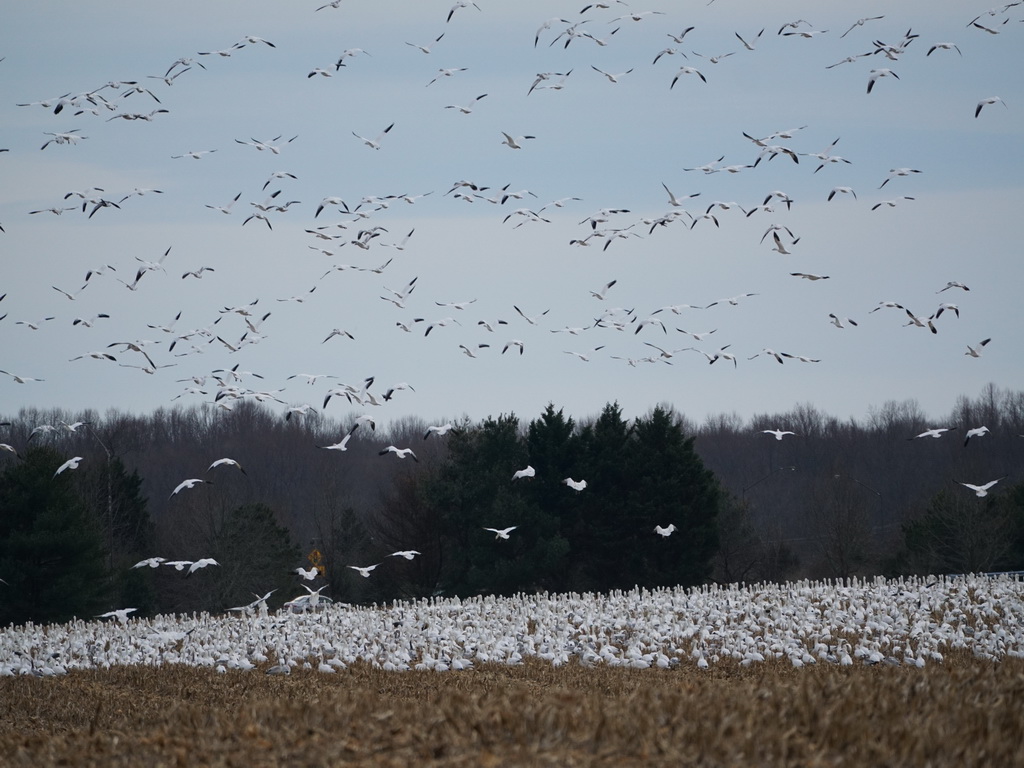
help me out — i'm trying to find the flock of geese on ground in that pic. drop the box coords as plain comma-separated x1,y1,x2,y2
1,573,1022,675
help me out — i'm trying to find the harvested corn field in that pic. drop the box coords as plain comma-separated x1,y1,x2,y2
2,654,1023,767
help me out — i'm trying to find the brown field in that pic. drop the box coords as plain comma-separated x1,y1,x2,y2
2,653,1023,767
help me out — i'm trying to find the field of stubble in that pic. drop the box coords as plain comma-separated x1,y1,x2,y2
2,652,1023,767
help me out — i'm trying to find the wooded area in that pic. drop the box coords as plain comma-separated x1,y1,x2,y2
2,382,1023,626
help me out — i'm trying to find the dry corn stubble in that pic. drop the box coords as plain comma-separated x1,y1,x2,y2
2,652,1024,767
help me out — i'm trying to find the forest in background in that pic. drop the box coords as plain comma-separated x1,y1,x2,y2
2,382,1023,626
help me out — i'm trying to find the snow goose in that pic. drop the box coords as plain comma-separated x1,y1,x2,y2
956,477,1006,497
484,526,517,540
352,123,394,150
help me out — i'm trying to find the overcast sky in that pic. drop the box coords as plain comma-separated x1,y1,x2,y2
1,0,1021,430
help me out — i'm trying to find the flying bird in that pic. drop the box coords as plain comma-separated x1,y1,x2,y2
956,477,1006,498
563,477,587,491
512,465,535,480
909,427,956,440
389,550,422,560
866,68,899,93
501,132,536,149
654,524,677,537
170,478,211,497
187,558,220,576
484,526,517,540
347,563,381,578
208,457,246,474
379,445,418,461
963,426,990,446
964,338,991,358
352,122,394,150
975,96,1006,118
53,456,83,477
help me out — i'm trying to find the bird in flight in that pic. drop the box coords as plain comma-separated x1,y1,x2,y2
380,445,418,461
512,465,535,480
352,122,394,150
909,427,956,440
170,478,211,497
956,477,1006,497
348,563,381,578
654,524,677,537
484,526,517,540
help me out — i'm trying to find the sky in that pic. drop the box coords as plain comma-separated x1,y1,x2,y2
1,0,1021,430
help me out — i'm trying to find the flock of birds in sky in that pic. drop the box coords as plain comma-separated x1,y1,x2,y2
1,2,1021,619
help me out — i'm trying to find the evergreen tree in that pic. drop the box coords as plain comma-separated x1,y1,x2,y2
619,406,721,589
0,446,110,626
77,456,156,614
202,502,301,612
573,402,634,590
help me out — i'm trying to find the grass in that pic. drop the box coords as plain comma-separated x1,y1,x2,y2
2,652,1023,766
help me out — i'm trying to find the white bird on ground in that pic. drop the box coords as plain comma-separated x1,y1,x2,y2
563,477,587,491
380,446,418,461
484,526,517,540
352,122,394,150
762,429,796,441
956,477,1006,497
963,426,990,446
97,608,137,623
170,478,210,497
187,558,219,576
654,524,677,537
348,563,381,578
53,456,83,477
964,338,991,358
975,96,1006,118
512,466,535,480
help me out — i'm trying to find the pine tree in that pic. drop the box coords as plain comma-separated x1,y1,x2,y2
0,446,110,626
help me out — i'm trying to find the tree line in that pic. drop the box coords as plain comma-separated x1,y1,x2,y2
2,383,1023,626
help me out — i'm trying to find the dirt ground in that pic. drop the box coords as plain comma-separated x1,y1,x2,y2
2,653,1023,767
